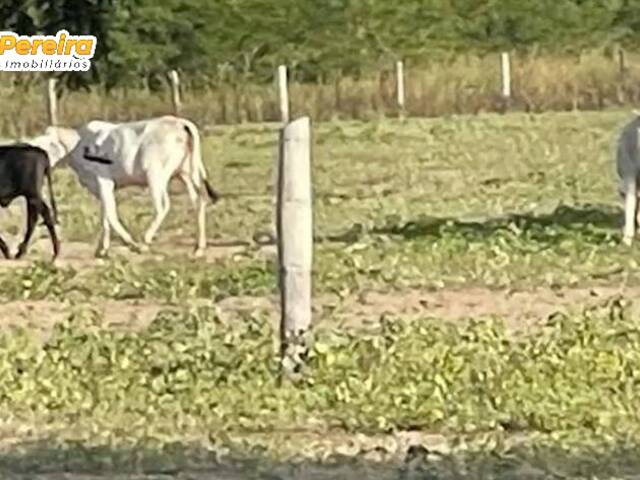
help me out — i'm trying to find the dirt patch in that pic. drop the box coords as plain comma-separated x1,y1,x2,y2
0,296,268,337
211,284,640,333
342,285,627,331
0,300,171,339
0,235,276,271
0,284,635,339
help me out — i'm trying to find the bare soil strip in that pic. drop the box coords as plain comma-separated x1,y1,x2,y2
0,284,634,339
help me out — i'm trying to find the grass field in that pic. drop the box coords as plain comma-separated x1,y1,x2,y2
2,110,640,478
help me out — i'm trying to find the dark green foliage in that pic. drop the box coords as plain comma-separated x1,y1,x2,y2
1,0,639,89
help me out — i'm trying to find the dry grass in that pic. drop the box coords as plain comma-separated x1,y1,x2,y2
1,50,640,137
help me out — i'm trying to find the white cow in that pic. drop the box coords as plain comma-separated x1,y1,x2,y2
27,115,219,257
616,112,640,246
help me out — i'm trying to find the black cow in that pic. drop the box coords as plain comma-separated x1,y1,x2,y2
0,144,59,260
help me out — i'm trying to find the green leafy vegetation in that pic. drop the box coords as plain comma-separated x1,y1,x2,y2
2,298,640,477
0,111,637,475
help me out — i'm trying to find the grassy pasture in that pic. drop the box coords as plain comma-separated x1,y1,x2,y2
2,110,640,477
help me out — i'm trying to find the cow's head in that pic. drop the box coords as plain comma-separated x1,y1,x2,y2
26,126,81,168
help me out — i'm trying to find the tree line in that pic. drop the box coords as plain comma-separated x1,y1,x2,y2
1,0,639,90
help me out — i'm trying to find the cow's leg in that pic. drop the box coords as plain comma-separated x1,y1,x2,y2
97,177,146,254
0,234,10,259
143,172,171,246
87,179,112,258
95,204,111,258
15,199,39,259
38,200,59,259
623,176,637,246
180,174,206,257
195,193,207,257
635,183,640,230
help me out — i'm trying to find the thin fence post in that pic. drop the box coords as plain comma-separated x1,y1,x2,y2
396,60,406,118
500,52,511,100
334,74,342,116
614,45,628,105
263,64,290,243
278,65,290,123
277,116,313,383
46,78,58,126
168,70,182,116
618,47,627,76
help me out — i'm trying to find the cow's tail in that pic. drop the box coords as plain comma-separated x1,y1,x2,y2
45,164,59,224
183,121,219,204
202,177,220,203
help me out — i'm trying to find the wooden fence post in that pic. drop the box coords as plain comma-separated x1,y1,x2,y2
261,64,290,244
614,45,627,104
277,116,313,382
334,74,342,115
168,70,182,116
396,60,406,118
618,47,627,76
278,65,290,123
500,52,511,100
46,78,58,126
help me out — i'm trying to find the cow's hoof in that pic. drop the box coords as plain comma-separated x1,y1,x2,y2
131,243,149,254
623,235,634,247
95,249,109,259
193,248,205,258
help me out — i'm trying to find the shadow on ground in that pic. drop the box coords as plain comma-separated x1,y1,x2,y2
318,203,624,246
2,438,640,479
